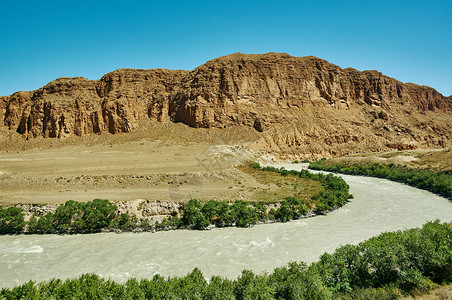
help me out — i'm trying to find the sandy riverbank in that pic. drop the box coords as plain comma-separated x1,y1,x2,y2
0,130,281,206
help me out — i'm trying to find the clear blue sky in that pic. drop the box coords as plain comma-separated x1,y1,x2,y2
1,0,451,96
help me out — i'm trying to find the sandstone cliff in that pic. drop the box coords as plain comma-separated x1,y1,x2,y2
1,53,451,157
170,53,450,127
0,69,187,139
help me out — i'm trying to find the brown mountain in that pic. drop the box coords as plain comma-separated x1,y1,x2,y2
1,52,451,158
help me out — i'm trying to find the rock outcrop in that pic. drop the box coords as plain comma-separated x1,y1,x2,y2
12,200,182,223
1,69,187,139
115,200,181,219
1,52,451,157
170,53,450,128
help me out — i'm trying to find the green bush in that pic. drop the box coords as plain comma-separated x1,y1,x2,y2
250,162,261,169
25,199,117,234
52,200,84,231
6,221,448,298
194,214,210,230
275,201,294,222
182,199,205,228
109,213,140,231
0,206,26,234
253,201,268,221
309,161,452,199
30,213,56,234
203,276,234,299
201,199,221,224
80,199,116,232
215,200,234,227
231,200,258,228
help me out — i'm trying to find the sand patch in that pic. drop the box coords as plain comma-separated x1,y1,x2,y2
0,140,268,206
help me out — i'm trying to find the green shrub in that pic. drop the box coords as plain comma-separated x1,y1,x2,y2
80,199,116,232
201,199,221,224
253,201,268,221
250,162,261,169
194,214,210,230
181,199,203,227
0,206,26,234
2,221,450,299
25,199,117,234
215,201,234,227
32,213,56,234
309,161,452,199
231,200,258,228
275,201,294,222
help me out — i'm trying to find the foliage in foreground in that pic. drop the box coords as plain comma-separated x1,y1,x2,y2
0,165,352,234
1,220,450,299
309,160,452,199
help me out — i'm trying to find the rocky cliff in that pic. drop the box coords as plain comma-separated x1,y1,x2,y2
170,53,449,126
0,69,187,139
1,52,451,157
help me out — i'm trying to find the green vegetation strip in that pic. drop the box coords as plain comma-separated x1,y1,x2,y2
309,160,452,199
0,165,352,234
1,221,451,299
237,163,323,204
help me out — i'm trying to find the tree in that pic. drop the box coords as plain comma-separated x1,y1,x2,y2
53,200,85,231
194,214,209,230
201,200,220,223
275,201,294,222
0,206,26,233
231,200,258,228
27,215,38,233
34,213,56,234
203,276,234,299
215,201,233,227
253,201,268,221
284,196,306,219
111,213,135,231
234,270,274,300
182,199,203,227
81,199,116,232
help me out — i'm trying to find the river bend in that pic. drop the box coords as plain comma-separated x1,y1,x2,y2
1,163,451,288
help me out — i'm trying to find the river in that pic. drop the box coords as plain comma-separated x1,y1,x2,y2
1,163,451,288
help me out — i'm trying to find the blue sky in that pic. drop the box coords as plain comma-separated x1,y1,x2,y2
1,0,451,96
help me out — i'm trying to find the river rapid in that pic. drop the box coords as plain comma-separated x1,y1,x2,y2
1,163,451,288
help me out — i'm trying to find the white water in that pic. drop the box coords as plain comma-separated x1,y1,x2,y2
1,164,451,288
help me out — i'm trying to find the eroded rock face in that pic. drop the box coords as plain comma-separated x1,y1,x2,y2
170,53,352,128
115,200,181,219
1,69,187,139
97,69,187,134
169,53,450,128
1,52,451,156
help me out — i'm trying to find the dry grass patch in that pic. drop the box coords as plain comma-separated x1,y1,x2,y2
401,283,452,300
328,147,452,173
237,164,323,204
